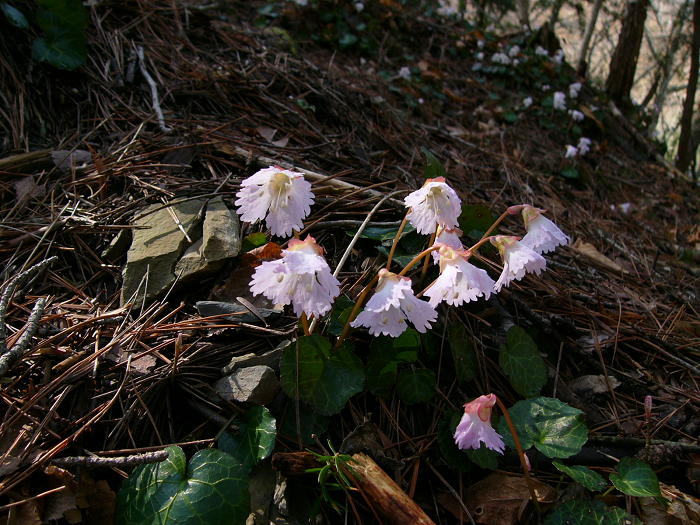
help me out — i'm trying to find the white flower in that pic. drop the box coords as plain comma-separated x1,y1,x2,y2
522,96,533,108
553,92,566,111
235,166,314,237
565,145,578,158
569,109,584,122
491,52,511,65
472,63,483,72
354,2,364,11
404,177,461,235
475,52,484,61
398,66,411,80
250,236,339,317
292,0,308,5
519,205,570,254
535,46,549,57
425,245,495,307
577,137,592,155
512,59,520,66
508,45,521,57
477,39,485,49
431,227,464,263
553,49,565,64
569,82,582,98
491,235,546,292
437,4,458,16
351,270,437,337
542,84,550,91
454,394,505,453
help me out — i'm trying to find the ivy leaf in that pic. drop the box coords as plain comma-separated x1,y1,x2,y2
326,295,354,337
447,323,477,383
1,3,29,28
279,402,330,445
280,335,364,416
32,36,86,70
218,406,276,471
609,457,662,498
458,204,496,241
115,446,249,525
396,367,435,404
437,411,473,472
241,232,267,252
543,499,642,525
560,167,580,179
499,326,547,397
464,444,500,470
498,397,588,458
33,0,88,70
422,148,447,180
552,461,607,491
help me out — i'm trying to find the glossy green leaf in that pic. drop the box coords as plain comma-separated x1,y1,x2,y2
241,232,267,252
465,443,500,470
422,149,447,180
218,406,276,471
280,335,364,416
33,0,88,70
396,367,435,404
1,3,29,28
326,295,354,336
447,323,477,382
498,397,588,458
560,167,580,179
552,461,607,491
366,330,419,396
458,204,496,241
437,411,473,472
499,326,547,397
115,446,249,525
349,223,415,243
543,499,642,525
609,457,662,498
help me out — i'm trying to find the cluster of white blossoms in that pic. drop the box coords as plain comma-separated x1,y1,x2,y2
235,169,568,338
564,136,593,159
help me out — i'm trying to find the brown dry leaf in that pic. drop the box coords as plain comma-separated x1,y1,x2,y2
14,175,45,203
571,238,627,274
639,483,700,525
211,242,282,303
460,472,556,524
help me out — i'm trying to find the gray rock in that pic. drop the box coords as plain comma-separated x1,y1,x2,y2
246,462,277,525
196,300,280,324
121,199,205,305
215,365,280,405
221,340,290,375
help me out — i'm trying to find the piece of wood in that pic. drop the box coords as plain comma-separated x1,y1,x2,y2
346,453,435,525
271,451,320,476
0,150,52,174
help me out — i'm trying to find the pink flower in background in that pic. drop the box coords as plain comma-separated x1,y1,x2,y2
431,227,464,263
250,236,339,317
350,269,437,337
425,245,494,307
491,235,546,292
235,166,314,237
404,177,461,234
553,91,566,110
564,145,578,158
519,205,569,254
454,394,505,453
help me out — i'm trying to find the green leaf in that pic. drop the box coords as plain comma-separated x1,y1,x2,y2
1,3,29,28
498,397,588,458
543,499,642,525
396,367,435,404
609,457,662,498
458,205,496,241
499,326,547,397
465,443,500,470
422,148,447,180
280,335,364,416
241,232,267,252
560,167,580,179
437,411,473,472
366,330,419,396
447,323,477,382
33,0,88,70
279,403,330,445
552,461,607,491
218,406,276,471
115,446,249,525
348,223,415,243
326,295,354,337
503,111,518,123
32,36,86,70
375,246,416,267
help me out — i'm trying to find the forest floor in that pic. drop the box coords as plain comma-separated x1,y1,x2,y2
0,1,699,524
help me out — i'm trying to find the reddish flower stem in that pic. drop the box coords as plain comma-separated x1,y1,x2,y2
385,214,409,270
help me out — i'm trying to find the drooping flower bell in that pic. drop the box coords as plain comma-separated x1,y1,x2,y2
249,236,339,317
404,177,461,235
454,394,505,453
431,226,464,263
350,269,437,337
491,235,546,292
515,205,569,254
425,244,495,307
235,166,314,237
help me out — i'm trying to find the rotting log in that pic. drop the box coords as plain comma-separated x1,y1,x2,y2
0,150,53,174
271,451,435,525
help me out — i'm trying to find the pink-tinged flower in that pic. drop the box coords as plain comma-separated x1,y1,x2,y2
519,205,569,254
250,236,339,317
404,177,461,235
491,235,546,292
350,269,437,337
553,91,566,110
425,245,495,307
454,394,505,453
564,145,578,158
431,227,464,263
235,166,314,237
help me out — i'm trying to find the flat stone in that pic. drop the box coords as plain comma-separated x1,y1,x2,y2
221,340,289,375
215,365,280,405
120,199,205,305
196,300,281,324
